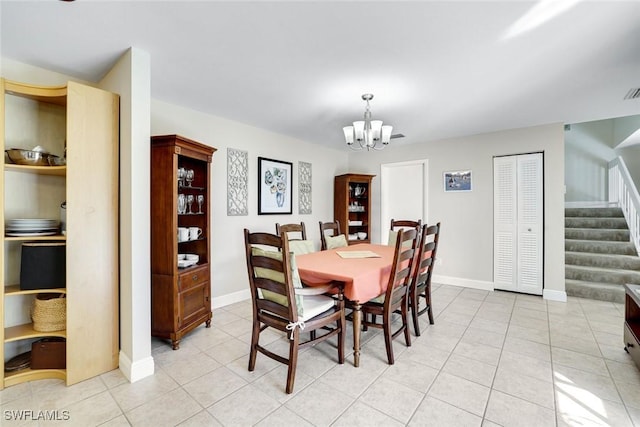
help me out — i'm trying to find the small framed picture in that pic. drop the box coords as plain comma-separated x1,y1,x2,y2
258,157,293,214
444,170,472,192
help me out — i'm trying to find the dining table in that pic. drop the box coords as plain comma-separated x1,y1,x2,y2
296,243,395,367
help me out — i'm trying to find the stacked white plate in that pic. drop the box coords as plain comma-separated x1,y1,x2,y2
5,218,60,237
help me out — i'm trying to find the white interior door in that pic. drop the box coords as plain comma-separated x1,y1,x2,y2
493,153,543,295
381,160,428,244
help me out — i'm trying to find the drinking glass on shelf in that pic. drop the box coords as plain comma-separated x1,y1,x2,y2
187,194,194,214
177,167,186,187
185,169,194,187
197,195,204,214
178,194,186,214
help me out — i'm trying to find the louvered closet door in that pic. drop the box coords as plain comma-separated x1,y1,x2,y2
493,156,518,292
493,153,543,295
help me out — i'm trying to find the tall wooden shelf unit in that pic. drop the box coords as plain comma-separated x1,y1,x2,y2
0,78,120,389
150,135,216,350
334,174,375,245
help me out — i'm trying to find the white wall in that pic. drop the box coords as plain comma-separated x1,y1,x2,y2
150,100,348,305
100,48,154,383
565,116,640,203
347,123,566,299
565,120,615,203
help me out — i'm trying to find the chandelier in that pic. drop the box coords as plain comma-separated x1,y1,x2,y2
343,93,393,151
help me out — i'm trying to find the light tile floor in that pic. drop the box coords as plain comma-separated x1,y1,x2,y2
2,284,640,426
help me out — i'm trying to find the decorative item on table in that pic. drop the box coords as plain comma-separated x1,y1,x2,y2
6,218,60,237
20,242,66,290
31,293,66,332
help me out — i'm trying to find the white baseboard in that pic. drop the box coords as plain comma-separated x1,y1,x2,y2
543,289,567,302
119,351,154,383
212,288,250,308
433,274,494,292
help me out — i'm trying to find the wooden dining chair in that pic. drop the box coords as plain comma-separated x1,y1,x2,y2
275,222,307,241
390,219,422,231
410,222,441,336
388,219,422,246
244,229,345,394
319,220,347,250
347,227,419,364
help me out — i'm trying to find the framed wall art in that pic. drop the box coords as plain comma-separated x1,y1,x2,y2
258,157,293,214
298,161,312,214
444,170,472,192
227,148,248,216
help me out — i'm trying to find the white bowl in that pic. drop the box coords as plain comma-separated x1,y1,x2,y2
184,254,199,262
357,232,367,240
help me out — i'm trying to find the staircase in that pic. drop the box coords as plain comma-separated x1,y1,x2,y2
565,207,640,303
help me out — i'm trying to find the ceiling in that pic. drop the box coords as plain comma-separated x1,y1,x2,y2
1,1,639,151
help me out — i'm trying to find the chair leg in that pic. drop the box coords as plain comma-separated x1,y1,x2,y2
426,284,434,325
383,315,395,365
285,330,300,394
402,301,412,347
411,289,421,337
248,321,260,371
337,313,345,364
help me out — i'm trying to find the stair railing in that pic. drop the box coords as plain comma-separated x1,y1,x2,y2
609,156,640,253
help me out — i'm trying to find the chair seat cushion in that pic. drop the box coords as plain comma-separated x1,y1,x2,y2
369,293,386,304
326,234,348,249
289,239,316,255
299,295,337,321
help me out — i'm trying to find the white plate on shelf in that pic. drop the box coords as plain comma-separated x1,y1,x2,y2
177,259,198,268
6,231,58,237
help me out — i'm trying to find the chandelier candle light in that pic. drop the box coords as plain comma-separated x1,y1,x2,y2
343,93,393,151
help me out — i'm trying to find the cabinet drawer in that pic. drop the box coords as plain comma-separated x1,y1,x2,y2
624,324,640,368
178,264,209,292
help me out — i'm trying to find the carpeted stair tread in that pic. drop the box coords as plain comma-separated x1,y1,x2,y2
564,206,636,303
565,217,629,229
565,228,630,242
565,207,625,218
565,239,637,255
565,279,625,303
565,264,640,285
565,251,640,270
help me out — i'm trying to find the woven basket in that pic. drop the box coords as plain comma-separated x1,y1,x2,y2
31,293,66,332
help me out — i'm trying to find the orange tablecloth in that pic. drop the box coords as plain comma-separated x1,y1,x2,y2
296,243,395,302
